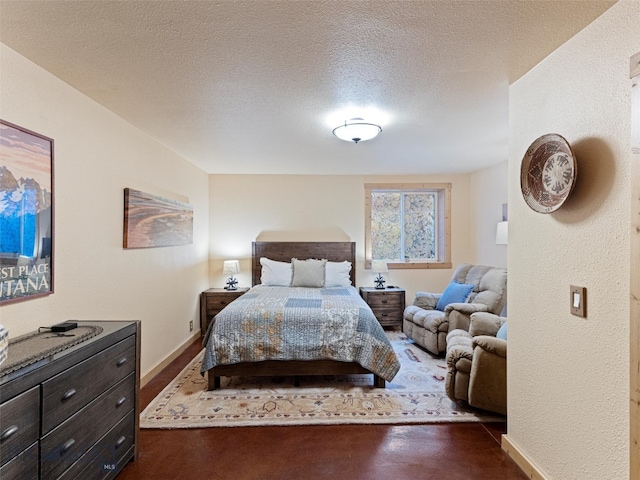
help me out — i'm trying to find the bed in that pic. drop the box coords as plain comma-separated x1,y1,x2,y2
201,241,400,390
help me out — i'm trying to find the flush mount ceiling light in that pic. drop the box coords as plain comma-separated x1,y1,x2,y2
332,118,382,144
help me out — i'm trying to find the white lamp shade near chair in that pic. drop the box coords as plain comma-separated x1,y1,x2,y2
495,221,508,245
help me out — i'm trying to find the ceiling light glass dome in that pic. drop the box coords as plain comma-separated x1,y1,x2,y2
332,118,382,143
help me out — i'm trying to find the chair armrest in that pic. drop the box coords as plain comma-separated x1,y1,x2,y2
468,312,505,337
446,344,474,368
413,292,440,310
446,328,472,345
472,335,507,358
445,302,489,315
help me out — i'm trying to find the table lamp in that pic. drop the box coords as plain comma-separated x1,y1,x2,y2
371,260,388,289
223,260,240,290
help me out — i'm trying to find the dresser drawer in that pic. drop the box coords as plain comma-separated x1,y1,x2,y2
201,288,249,334
364,293,403,309
0,386,39,467
206,295,236,311
42,336,136,434
371,307,403,323
41,373,135,480
58,411,135,480
0,441,38,480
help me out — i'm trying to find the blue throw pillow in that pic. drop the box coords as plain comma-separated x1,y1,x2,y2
496,322,508,340
435,282,475,311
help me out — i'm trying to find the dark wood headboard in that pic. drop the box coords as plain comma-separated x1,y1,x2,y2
251,241,356,286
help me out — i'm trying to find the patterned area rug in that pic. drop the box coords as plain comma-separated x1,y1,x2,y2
140,332,503,428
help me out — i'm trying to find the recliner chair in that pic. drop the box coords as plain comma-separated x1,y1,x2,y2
403,263,507,355
445,312,507,415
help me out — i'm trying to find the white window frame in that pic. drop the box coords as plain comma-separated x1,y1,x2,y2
365,183,452,270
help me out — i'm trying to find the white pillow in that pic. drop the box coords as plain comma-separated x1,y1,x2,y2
325,261,352,286
260,257,292,286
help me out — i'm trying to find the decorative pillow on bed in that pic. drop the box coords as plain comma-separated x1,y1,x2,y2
260,257,292,286
291,258,327,287
325,260,352,286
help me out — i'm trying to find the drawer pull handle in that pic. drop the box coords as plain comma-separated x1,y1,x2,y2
115,435,126,449
1,425,19,442
62,388,77,401
381,313,388,317
381,300,388,304
117,357,128,367
116,396,127,407
60,438,76,455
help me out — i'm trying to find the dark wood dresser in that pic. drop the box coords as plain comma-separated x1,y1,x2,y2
360,287,406,329
0,320,140,480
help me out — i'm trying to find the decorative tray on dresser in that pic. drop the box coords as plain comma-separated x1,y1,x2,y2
0,320,140,480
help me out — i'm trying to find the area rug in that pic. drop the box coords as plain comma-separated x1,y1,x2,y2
140,332,503,428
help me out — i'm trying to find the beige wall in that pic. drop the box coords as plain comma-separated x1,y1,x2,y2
208,174,482,300
0,41,509,383
470,161,508,269
506,1,639,479
0,45,210,379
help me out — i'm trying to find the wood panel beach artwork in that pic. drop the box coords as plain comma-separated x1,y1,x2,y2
0,120,54,305
123,188,193,249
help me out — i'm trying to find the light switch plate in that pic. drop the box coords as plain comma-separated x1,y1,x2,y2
570,285,587,317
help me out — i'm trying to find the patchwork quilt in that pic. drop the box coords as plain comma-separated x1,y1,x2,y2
201,285,400,381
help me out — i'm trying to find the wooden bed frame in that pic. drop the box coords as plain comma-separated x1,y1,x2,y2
207,241,385,390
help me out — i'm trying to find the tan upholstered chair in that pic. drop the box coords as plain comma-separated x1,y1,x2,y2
403,263,507,355
445,312,507,415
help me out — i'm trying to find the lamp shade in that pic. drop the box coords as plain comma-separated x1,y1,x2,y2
495,221,508,245
371,260,388,273
223,260,240,275
333,118,381,143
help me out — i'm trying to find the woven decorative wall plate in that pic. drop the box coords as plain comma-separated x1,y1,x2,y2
520,133,577,214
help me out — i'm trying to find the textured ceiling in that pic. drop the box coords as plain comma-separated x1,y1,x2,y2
0,1,615,175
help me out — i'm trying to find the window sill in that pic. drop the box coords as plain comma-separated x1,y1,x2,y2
387,261,452,270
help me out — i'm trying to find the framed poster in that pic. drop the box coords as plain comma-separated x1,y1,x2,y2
0,120,54,304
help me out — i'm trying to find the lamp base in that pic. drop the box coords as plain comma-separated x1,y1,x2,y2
224,276,238,290
374,274,386,289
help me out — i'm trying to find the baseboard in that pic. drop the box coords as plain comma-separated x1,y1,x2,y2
502,434,550,480
141,331,201,387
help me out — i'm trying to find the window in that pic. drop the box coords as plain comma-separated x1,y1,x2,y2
365,183,451,269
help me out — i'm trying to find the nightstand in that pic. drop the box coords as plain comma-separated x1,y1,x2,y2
359,287,406,329
200,287,249,334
